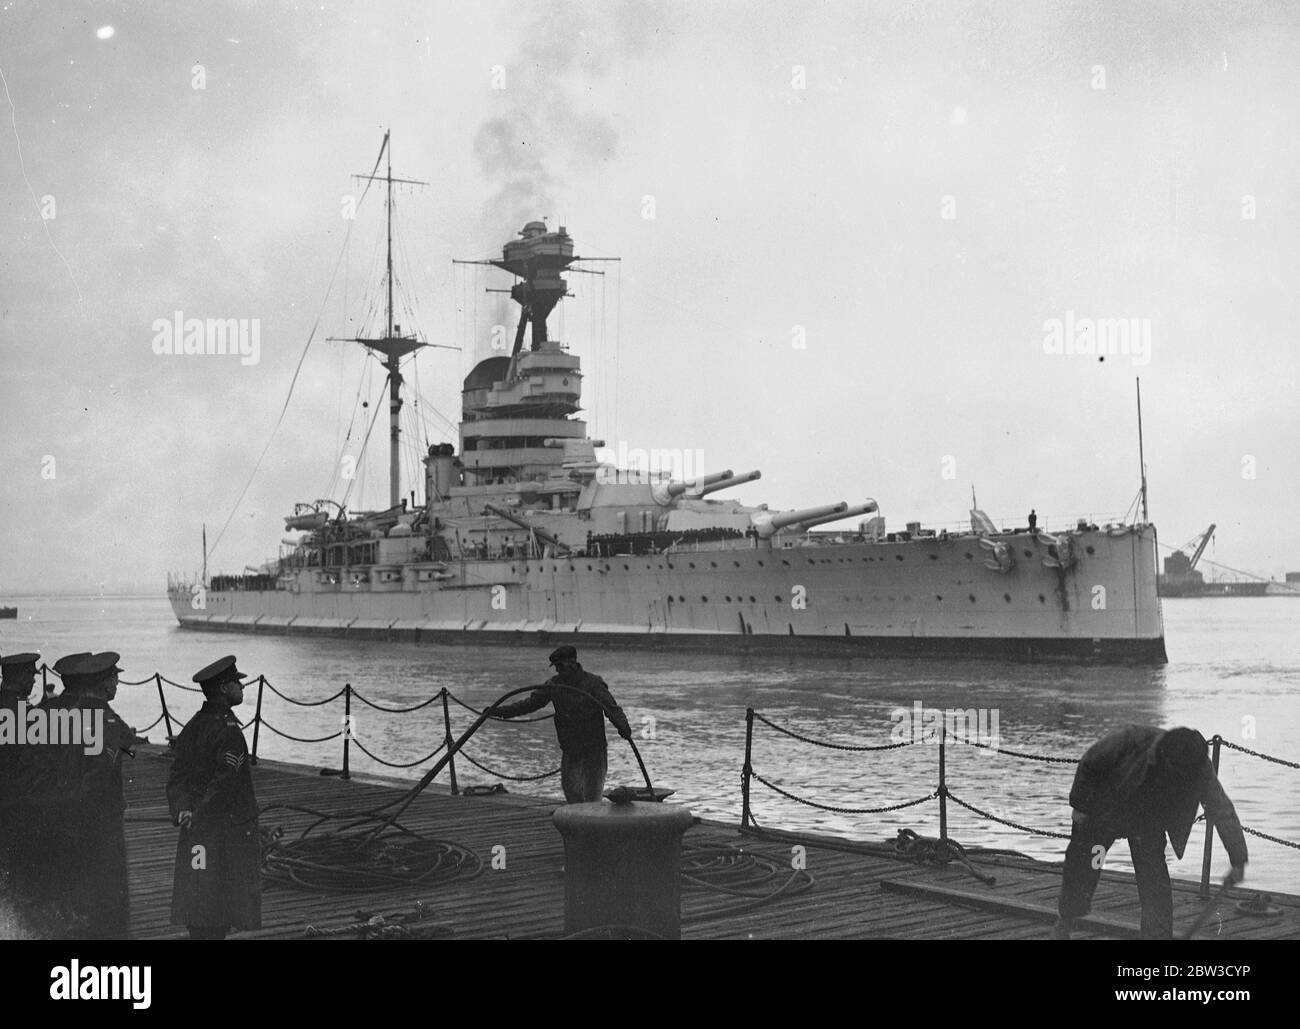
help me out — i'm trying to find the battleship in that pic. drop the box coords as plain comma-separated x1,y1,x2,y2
168,135,1167,663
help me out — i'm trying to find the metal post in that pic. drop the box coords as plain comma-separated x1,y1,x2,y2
250,675,265,765
442,688,458,795
156,673,175,741
341,683,352,780
938,727,948,842
741,708,754,828
1199,734,1222,897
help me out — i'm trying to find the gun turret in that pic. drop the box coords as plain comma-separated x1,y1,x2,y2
751,502,848,539
792,500,879,530
692,470,762,498
650,469,735,505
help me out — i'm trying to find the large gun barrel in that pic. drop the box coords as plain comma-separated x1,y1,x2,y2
694,470,762,498
651,469,734,505
482,504,567,553
752,501,848,539
794,499,879,530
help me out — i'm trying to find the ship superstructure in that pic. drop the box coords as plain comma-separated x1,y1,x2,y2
168,140,1167,663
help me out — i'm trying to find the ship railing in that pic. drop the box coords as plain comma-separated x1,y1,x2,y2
35,663,561,795
884,511,1136,537
741,708,1299,897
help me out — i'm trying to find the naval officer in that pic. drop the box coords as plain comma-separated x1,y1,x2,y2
0,652,40,903
167,655,262,940
63,652,135,938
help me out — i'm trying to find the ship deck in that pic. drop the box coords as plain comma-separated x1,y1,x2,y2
97,746,1298,941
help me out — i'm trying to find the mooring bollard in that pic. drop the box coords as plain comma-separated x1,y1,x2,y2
552,800,695,939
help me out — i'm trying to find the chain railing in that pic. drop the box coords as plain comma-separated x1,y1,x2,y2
34,663,560,794
741,708,1299,894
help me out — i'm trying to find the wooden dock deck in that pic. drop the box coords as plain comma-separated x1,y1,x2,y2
107,745,1298,941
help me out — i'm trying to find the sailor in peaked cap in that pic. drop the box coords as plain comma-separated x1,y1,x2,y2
0,652,39,706
192,655,248,693
168,654,261,939
47,652,92,705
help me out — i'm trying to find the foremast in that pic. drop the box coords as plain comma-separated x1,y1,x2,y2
341,130,431,510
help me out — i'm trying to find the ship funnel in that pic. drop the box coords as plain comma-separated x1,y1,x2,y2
795,500,878,530
752,502,849,539
693,470,762,498
651,469,735,505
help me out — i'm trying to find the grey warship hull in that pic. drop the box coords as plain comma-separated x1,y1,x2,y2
169,524,1167,664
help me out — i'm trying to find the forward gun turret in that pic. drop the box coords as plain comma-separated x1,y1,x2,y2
692,470,762,498
751,502,848,539
650,469,734,505
792,500,879,531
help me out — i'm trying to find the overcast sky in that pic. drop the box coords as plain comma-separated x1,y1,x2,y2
1,0,1296,594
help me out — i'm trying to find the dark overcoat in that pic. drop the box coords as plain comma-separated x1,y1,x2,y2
1069,724,1248,864
166,700,261,930
493,668,632,756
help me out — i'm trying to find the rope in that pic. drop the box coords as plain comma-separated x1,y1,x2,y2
752,771,936,815
946,791,1071,839
890,828,996,885
1218,739,1300,769
752,712,917,752
257,718,342,744
302,903,454,940
679,844,815,924
446,690,553,722
351,737,446,769
262,828,483,892
136,712,165,733
350,688,443,714
261,680,348,708
456,750,561,782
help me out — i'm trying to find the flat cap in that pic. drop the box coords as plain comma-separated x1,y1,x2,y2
548,645,578,665
192,655,248,689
